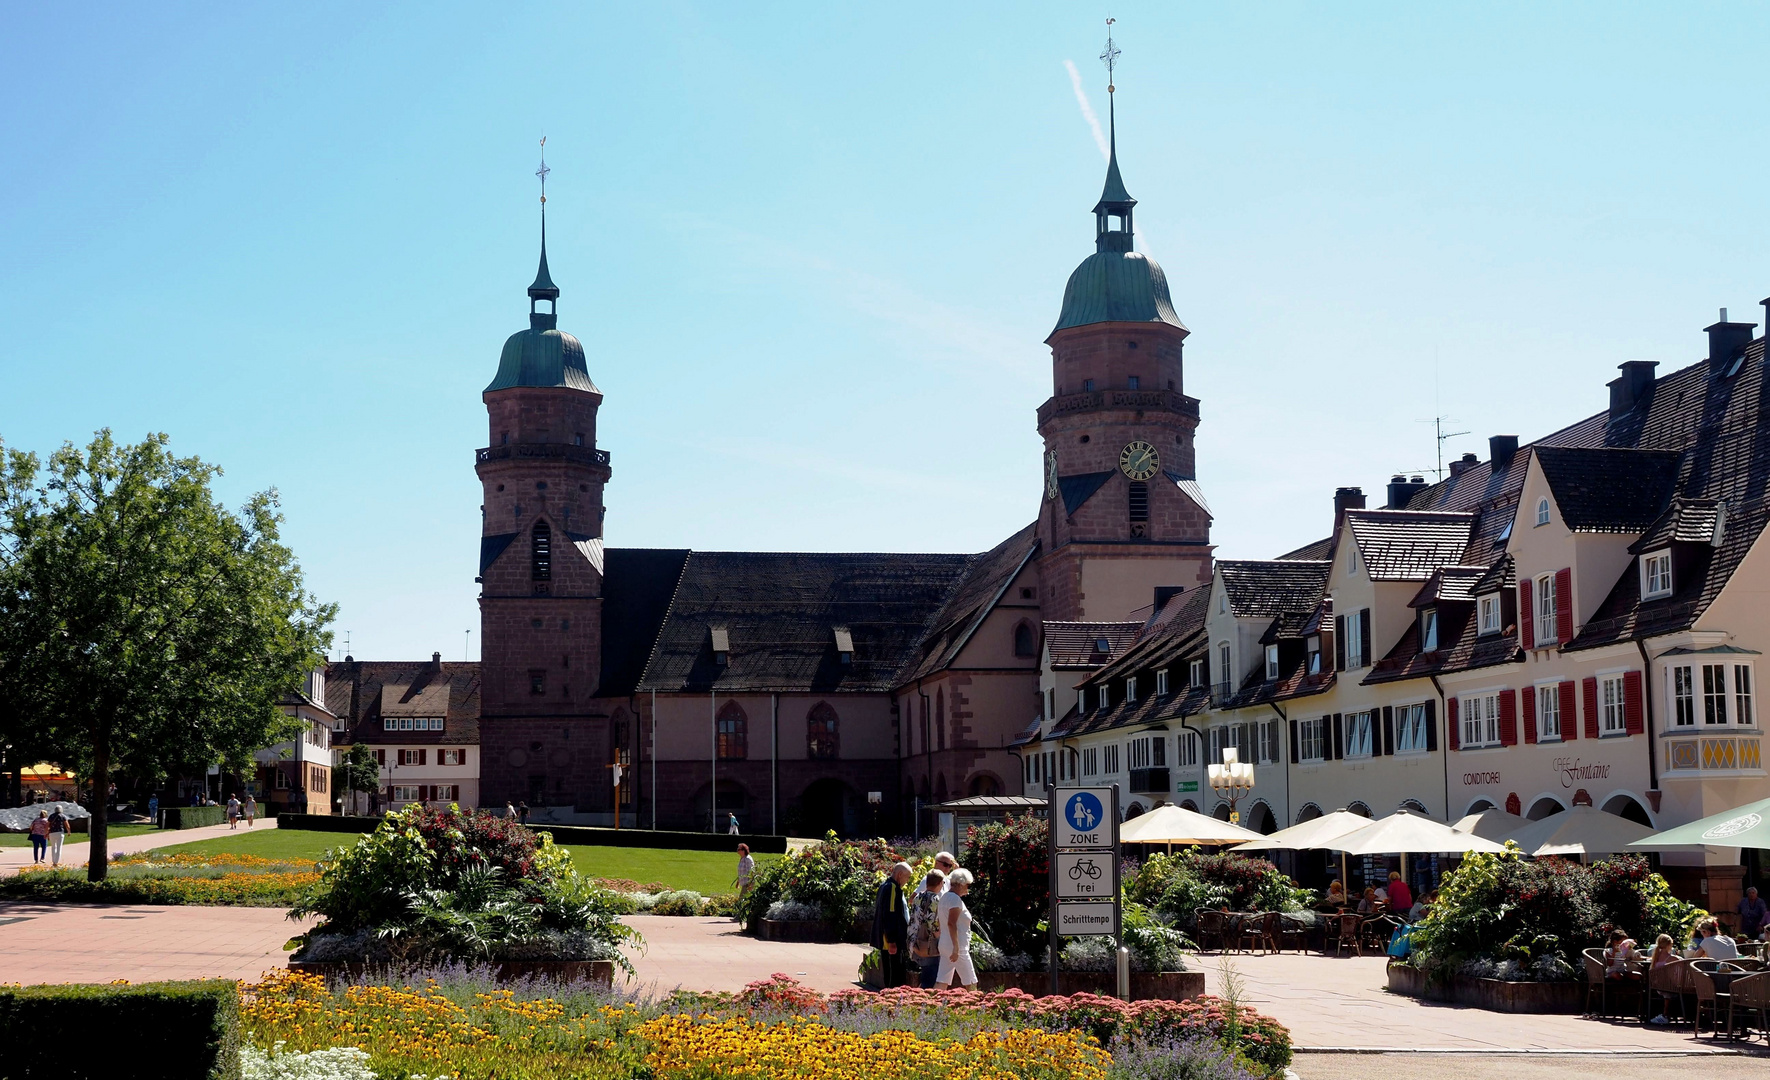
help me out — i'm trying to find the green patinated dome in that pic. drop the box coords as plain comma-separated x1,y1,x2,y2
485,234,599,394
1051,249,1186,336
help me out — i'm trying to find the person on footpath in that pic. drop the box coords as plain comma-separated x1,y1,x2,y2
870,862,913,988
935,868,978,990
728,812,740,836
734,843,755,921
46,806,69,866
28,810,50,864
1386,871,1413,917
147,794,159,827
506,800,517,821
908,868,947,988
226,794,241,828
245,793,257,827
1740,887,1768,939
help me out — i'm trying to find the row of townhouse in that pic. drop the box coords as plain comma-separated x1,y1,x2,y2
1023,309,1770,911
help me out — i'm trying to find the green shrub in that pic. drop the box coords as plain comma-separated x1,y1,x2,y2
736,856,787,930
650,890,705,916
161,805,228,830
961,814,1049,956
1128,852,1309,929
1408,847,1702,980
0,979,241,1080
735,832,893,930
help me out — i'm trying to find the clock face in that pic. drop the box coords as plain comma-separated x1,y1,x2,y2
1044,450,1060,500
1120,440,1160,481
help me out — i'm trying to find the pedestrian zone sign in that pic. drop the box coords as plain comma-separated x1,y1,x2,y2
1054,787,1115,849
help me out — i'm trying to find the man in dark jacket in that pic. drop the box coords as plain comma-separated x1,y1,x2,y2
870,862,913,988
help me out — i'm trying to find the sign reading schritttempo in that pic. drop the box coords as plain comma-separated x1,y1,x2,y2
1055,902,1117,935
1047,785,1119,943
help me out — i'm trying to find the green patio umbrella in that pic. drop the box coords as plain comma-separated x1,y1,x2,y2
1628,796,1770,849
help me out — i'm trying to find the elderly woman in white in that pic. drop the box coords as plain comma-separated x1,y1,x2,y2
934,867,978,989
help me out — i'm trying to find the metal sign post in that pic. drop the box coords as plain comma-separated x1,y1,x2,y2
1048,784,1120,997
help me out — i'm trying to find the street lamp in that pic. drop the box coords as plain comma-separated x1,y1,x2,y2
1207,746,1255,826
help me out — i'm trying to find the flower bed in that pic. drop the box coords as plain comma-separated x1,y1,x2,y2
736,832,896,933
974,971,1207,1001
239,969,1287,1079
0,852,318,906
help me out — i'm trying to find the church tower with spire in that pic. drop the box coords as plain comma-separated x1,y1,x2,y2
475,163,613,809
1034,49,1213,621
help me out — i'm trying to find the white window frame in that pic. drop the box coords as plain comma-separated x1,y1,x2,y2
1102,744,1120,774
1395,702,1429,753
1218,593,1227,614
398,749,422,766
1672,664,1696,727
1176,731,1199,767
1265,644,1280,680
1344,609,1366,669
1260,719,1281,765
1099,685,1110,710
1344,711,1373,759
1125,677,1138,704
1218,643,1232,687
433,784,459,802
392,785,423,803
1081,746,1098,777
1536,497,1551,527
1128,737,1152,770
1535,574,1557,645
1298,717,1327,763
1478,594,1501,636
1155,669,1169,696
1642,551,1673,600
440,748,464,766
1703,663,1729,725
1346,543,1359,575
1421,608,1438,652
1601,673,1628,736
1737,664,1756,728
1189,659,1205,686
1536,683,1562,742
1461,692,1502,748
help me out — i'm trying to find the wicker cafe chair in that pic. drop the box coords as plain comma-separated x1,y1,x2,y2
1361,915,1399,957
1335,913,1364,958
1582,948,1608,1017
1196,910,1231,953
1276,912,1311,954
1239,912,1279,955
1648,958,1695,1027
1690,960,1727,1037
1729,971,1770,1041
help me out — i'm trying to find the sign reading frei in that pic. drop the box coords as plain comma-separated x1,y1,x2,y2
1055,851,1112,899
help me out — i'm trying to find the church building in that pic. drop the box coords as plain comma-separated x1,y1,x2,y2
472,98,1213,834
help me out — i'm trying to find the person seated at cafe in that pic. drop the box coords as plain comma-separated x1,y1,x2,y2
1325,880,1346,907
1689,918,1740,961
1386,871,1413,915
1604,929,1640,979
1648,934,1679,1025
1408,889,1435,923
1357,886,1380,914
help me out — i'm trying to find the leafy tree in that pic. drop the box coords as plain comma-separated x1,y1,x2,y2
336,741,380,815
0,431,333,878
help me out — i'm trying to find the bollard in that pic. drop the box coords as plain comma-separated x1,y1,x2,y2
1116,945,1131,1000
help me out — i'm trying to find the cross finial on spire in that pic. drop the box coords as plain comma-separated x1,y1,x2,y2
536,135,550,205
1100,18,1119,94
528,136,559,319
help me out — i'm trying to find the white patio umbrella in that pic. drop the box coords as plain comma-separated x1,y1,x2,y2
1119,803,1265,846
1332,809,1508,857
1629,796,1770,850
1451,807,1529,844
1502,805,1658,858
1233,808,1377,897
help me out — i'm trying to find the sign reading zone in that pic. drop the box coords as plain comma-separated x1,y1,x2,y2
1054,787,1116,849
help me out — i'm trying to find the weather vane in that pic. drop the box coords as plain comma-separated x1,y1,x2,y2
1100,17,1120,94
536,136,550,205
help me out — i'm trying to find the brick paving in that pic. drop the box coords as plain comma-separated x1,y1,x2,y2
620,915,867,995
0,901,316,985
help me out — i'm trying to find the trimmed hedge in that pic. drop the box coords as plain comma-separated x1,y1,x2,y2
0,979,241,1079
277,813,788,853
160,805,227,830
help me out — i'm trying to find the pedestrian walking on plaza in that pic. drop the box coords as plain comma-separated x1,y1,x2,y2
734,843,755,921
1740,887,1768,939
244,793,257,827
869,861,913,988
147,794,159,826
908,868,947,988
28,810,49,864
1386,871,1413,916
518,801,530,825
46,807,69,866
506,800,517,821
935,868,978,990
226,794,241,829
727,812,740,835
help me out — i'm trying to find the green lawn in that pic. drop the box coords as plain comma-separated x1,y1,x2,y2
151,828,780,894
0,823,159,848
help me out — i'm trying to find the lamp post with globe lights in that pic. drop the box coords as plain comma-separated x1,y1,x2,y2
1207,746,1255,825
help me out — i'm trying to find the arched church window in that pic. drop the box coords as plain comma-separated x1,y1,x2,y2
807,703,839,760
716,701,747,760
1013,622,1036,658
531,522,552,581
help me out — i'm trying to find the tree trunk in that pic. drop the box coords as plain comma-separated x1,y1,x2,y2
88,728,110,882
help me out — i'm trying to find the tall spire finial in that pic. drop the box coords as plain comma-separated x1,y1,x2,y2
528,136,560,322
1092,19,1134,251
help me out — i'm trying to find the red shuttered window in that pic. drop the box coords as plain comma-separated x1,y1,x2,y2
1520,579,1536,649
1498,690,1518,746
1559,681,1578,741
1624,670,1645,735
1583,677,1600,740
1555,568,1574,643
1522,684,1538,743
1447,697,1460,750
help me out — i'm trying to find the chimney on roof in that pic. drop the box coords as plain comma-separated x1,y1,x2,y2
1448,452,1479,479
432,651,442,665
1705,307,1756,370
1489,435,1518,474
1608,360,1659,420
1386,475,1413,510
1333,487,1365,534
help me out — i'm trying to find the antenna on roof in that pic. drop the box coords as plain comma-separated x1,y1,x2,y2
465,629,472,661
1411,415,1470,481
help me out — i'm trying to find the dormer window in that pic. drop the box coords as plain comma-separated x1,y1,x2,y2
1156,669,1169,695
833,627,854,666
1125,677,1137,704
1642,551,1673,599
710,626,730,668
1218,594,1227,614
1095,637,1111,653
1189,658,1205,686
1478,594,1501,636
1535,497,1551,527
1421,608,1439,652
1265,644,1279,680
1098,685,1110,710
1307,637,1322,674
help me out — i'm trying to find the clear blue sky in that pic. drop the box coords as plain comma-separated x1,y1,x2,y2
4,3,1768,661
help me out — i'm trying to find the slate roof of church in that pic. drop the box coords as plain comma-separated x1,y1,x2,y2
898,524,1040,684
326,661,482,746
595,548,692,698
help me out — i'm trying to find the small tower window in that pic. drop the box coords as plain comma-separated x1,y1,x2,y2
1128,481,1149,522
574,433,585,446
531,522,552,580
1127,376,1140,390
1535,497,1551,526
1083,379,1095,392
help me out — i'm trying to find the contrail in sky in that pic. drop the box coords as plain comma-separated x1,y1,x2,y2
1065,60,1110,161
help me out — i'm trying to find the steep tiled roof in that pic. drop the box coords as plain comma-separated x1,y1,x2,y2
636,551,972,693
1044,620,1144,669
1344,510,1476,581
898,525,1039,683
1054,589,1214,739
1219,560,1331,618
1364,606,1521,686
1275,536,1334,561
1471,555,1516,595
1408,565,1490,608
1631,497,1725,552
1536,446,1682,533
597,548,691,698
327,661,481,746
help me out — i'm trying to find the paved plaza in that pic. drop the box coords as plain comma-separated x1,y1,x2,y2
0,888,1762,1057
0,818,266,876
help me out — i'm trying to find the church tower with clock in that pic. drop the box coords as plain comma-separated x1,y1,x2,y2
1035,89,1213,621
